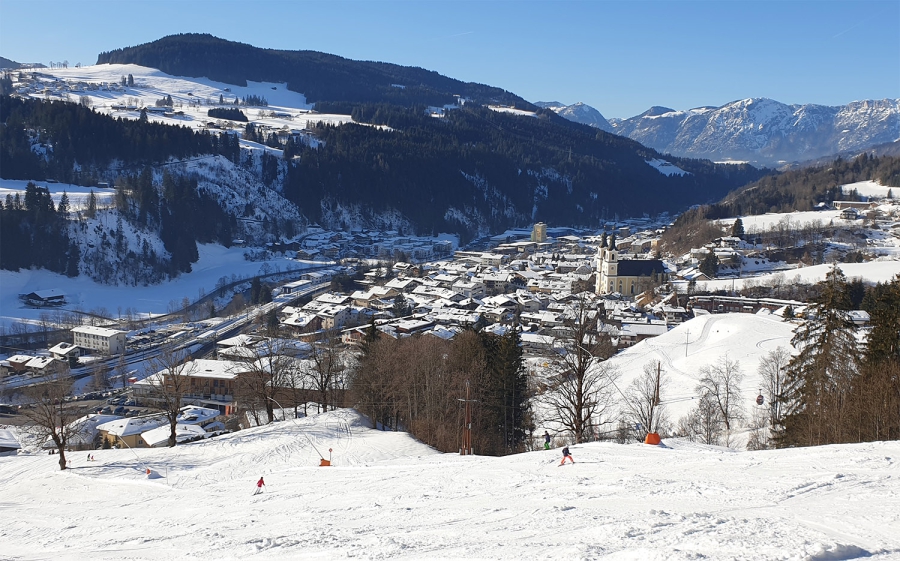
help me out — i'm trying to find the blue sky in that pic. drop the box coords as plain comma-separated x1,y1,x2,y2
1,0,897,118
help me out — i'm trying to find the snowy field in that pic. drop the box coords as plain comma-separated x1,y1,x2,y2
0,179,117,210
677,260,900,294
0,244,320,329
842,180,895,199
21,64,356,133
2,408,898,560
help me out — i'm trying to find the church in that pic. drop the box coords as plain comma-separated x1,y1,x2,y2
595,248,667,296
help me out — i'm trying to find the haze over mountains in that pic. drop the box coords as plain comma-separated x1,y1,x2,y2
545,98,900,167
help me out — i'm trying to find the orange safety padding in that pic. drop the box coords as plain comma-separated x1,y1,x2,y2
319,459,331,467
644,432,661,445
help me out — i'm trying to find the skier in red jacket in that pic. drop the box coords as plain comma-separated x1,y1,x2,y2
254,477,265,495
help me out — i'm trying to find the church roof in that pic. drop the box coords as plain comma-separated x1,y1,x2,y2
616,259,666,277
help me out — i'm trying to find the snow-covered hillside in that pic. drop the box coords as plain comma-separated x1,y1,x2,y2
604,313,795,426
2,408,898,560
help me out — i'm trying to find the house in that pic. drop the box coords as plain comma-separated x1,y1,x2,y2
6,354,36,374
20,289,66,307
848,310,870,326
25,356,65,376
840,208,860,220
72,326,126,355
96,414,168,448
617,322,669,347
0,428,21,455
49,341,81,364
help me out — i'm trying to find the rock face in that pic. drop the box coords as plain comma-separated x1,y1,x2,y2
546,98,900,167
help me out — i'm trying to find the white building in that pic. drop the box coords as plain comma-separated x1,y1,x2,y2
72,326,126,355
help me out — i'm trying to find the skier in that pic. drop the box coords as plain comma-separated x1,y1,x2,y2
559,445,574,465
254,476,266,495
543,431,551,450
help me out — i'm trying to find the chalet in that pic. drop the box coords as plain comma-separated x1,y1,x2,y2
20,289,66,307
49,342,81,364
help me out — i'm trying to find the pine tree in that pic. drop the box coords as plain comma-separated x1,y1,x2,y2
865,276,900,365
779,266,860,447
86,190,97,218
699,251,718,278
731,217,745,238
57,191,70,217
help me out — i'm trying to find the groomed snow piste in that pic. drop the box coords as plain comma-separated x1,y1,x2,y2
2,409,899,560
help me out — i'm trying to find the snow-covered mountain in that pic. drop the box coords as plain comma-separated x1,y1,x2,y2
545,98,900,167
535,101,614,132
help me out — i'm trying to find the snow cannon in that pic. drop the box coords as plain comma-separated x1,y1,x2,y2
319,458,331,467
146,468,162,479
644,433,661,445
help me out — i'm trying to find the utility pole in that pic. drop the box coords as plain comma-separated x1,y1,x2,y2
685,329,690,357
459,380,476,455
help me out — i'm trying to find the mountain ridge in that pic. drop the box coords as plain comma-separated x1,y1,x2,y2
545,98,900,167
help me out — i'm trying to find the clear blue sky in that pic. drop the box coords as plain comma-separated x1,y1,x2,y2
1,0,898,118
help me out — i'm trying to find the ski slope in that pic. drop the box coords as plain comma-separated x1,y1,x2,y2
604,313,796,424
1,409,898,560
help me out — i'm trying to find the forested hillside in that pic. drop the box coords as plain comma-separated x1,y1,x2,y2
0,96,239,278
0,96,240,184
709,153,900,219
97,34,528,108
284,103,765,238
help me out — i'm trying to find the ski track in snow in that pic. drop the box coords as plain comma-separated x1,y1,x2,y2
2,409,899,560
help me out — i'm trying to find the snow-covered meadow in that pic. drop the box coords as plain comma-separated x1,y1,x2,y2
2,408,898,560
0,244,319,329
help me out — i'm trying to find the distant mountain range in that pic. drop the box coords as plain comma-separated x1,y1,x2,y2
543,98,900,167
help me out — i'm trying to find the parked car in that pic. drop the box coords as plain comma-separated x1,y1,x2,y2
100,406,112,415
113,406,125,415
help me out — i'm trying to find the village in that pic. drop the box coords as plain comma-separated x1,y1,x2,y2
3,183,899,455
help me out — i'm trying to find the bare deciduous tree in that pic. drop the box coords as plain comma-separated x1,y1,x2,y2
19,368,89,470
145,347,196,447
697,355,745,439
304,330,347,413
233,339,296,424
758,346,790,438
543,294,617,443
625,360,669,440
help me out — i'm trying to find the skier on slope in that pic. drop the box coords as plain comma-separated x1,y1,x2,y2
543,431,551,450
560,445,574,465
254,476,266,495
